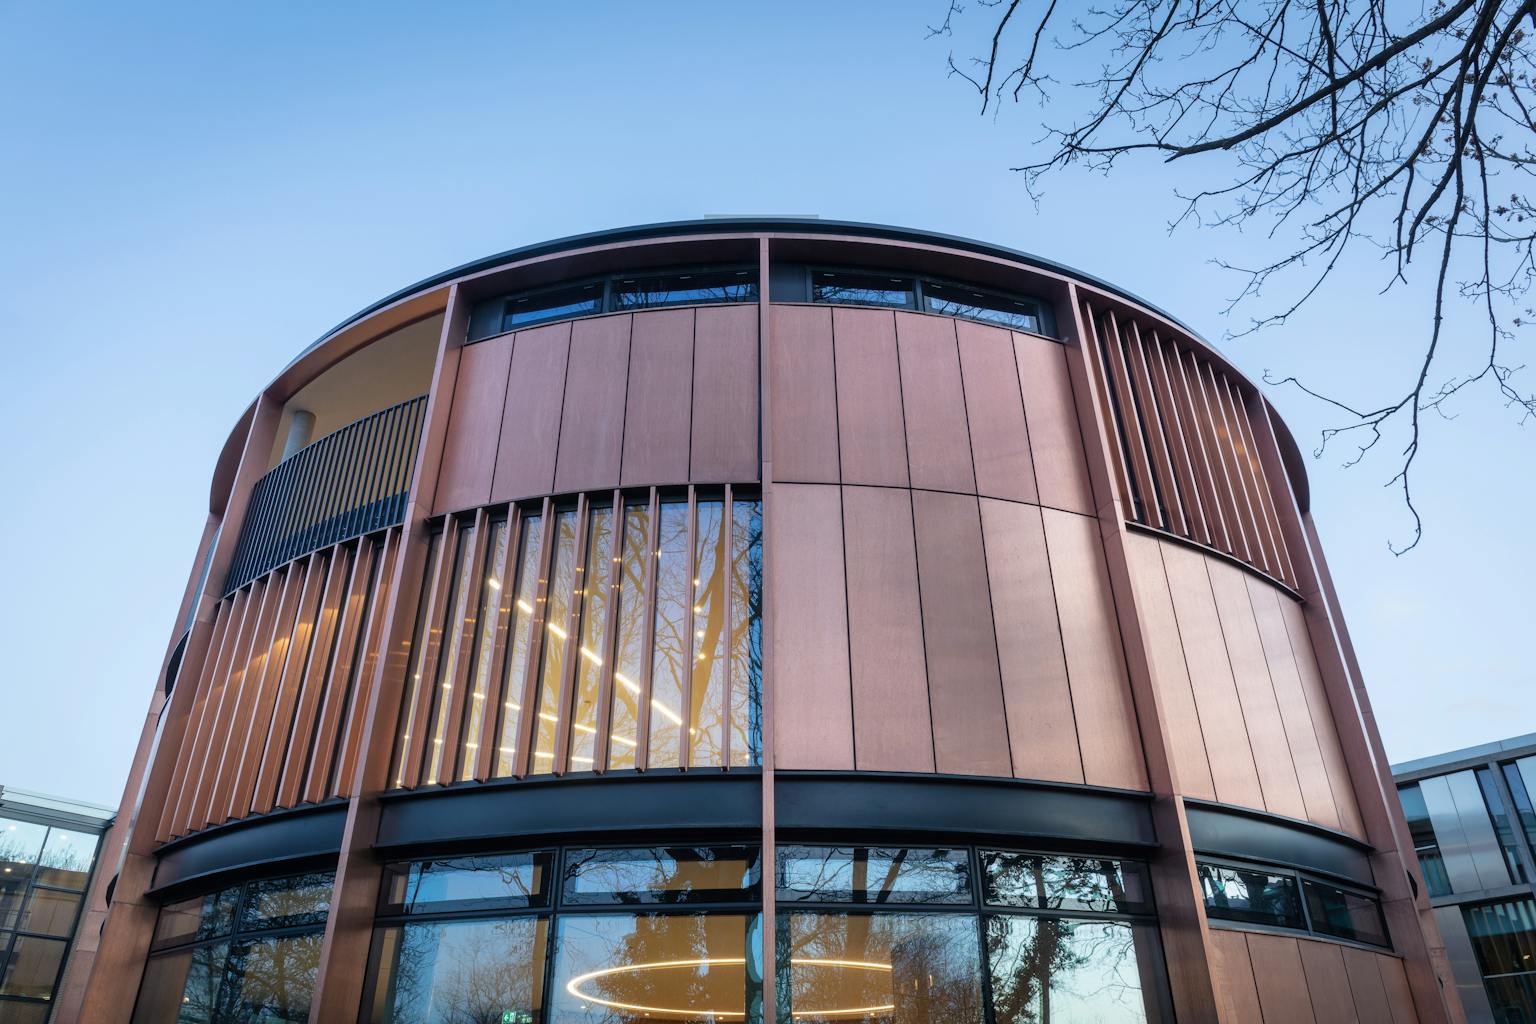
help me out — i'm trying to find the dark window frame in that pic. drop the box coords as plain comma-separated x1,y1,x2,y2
1197,855,1391,949
800,264,1056,337
469,264,761,343
0,815,103,1012
361,840,1168,1024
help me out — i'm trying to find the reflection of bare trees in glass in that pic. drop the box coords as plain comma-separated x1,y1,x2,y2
728,502,762,766
221,933,323,1022
779,913,983,1024
778,848,969,905
384,919,546,1024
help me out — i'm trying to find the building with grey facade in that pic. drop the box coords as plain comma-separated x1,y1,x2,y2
1394,733,1536,1022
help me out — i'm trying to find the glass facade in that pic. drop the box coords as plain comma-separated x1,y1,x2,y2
1399,782,1453,897
1464,897,1536,1022
1198,860,1388,947
132,872,333,1024
391,488,763,787
0,812,101,1020
363,844,1167,1023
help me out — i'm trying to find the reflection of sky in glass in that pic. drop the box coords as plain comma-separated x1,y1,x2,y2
378,917,546,1024
987,917,1150,1023
563,847,759,905
778,847,971,904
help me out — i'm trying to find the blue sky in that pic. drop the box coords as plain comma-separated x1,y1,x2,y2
1,2,1529,805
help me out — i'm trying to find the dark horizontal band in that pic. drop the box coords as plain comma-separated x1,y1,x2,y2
775,772,1157,848
150,801,347,898
375,770,763,854
1184,799,1374,886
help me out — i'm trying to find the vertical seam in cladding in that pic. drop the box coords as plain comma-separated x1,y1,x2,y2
1277,589,1355,835
1153,540,1217,798
827,308,856,768
613,315,634,490
547,323,574,497
1008,330,1046,513
888,309,938,773
1246,570,1309,817
949,315,1014,778
1201,553,1270,810
686,310,698,483
1031,503,1088,785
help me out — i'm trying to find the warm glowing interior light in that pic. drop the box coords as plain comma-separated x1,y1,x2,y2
580,647,603,665
609,734,638,748
486,578,502,590
564,957,893,1020
547,622,569,640
517,600,535,614
614,672,640,693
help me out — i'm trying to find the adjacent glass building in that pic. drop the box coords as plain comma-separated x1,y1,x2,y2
1394,733,1536,1022
76,220,1464,1023
0,788,113,1024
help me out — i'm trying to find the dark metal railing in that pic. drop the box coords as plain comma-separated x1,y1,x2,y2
224,394,427,593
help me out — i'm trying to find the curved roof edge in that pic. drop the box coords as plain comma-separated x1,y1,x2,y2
287,217,1216,375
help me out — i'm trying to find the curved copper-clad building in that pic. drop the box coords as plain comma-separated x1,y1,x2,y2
70,220,1462,1024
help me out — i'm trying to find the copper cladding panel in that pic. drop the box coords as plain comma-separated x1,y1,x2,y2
841,486,934,773
1013,334,1095,515
767,483,854,770
1207,560,1308,820
832,307,908,487
434,335,512,515
621,309,694,487
979,498,1082,784
1279,594,1367,838
1247,575,1343,830
894,313,975,493
491,322,571,503
768,304,840,483
1208,929,1264,1023
690,304,759,483
911,490,1011,778
1246,933,1320,1024
1122,534,1216,800
1160,543,1266,809
1340,947,1397,1024
554,314,632,494
957,320,1037,504
1376,955,1420,1024
1299,939,1360,1024
1042,509,1147,790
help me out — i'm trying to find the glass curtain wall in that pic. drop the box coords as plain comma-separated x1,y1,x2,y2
0,815,99,1023
131,872,334,1024
363,844,1168,1023
1464,897,1536,1022
390,488,762,788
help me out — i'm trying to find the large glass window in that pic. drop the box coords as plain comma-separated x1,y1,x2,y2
131,871,334,1024
1465,897,1536,1022
365,844,1165,1024
1476,767,1528,884
810,269,916,309
778,846,1165,1023
365,845,762,1024
1197,863,1304,929
1198,859,1389,947
502,282,604,332
0,814,100,1020
922,281,1043,333
1398,782,1452,897
1504,758,1536,857
391,488,763,787
612,268,758,310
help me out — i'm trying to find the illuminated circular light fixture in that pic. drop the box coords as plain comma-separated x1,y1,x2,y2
564,956,894,1020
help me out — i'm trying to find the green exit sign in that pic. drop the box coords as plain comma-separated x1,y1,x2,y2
501,1013,532,1024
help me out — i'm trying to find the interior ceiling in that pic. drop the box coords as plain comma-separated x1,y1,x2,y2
265,314,443,469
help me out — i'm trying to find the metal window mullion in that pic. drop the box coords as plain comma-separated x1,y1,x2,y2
1146,331,1211,546
398,519,461,789
593,490,624,773
553,496,591,776
1077,302,1138,516
636,489,661,770
1125,321,1188,537
435,509,491,785
374,398,411,529
1103,309,1164,528
340,411,379,545
680,488,698,771
370,399,407,530
473,504,520,783
1199,363,1262,567
722,485,735,771
513,500,557,779
1227,379,1298,584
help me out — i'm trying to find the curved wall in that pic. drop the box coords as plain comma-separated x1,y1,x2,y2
74,222,1462,1024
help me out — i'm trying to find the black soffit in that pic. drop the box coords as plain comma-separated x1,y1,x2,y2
373,770,1158,853
150,801,348,899
1184,799,1375,886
